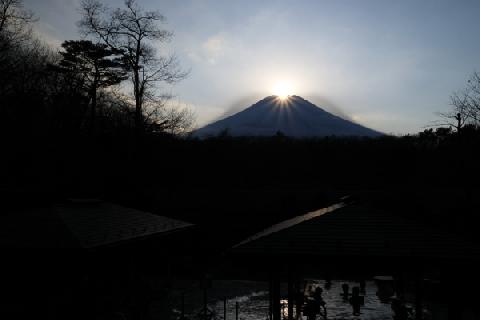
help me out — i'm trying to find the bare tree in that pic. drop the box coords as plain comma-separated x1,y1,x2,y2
79,0,187,133
159,104,196,135
96,89,136,131
432,72,480,133
462,72,480,123
0,0,35,48
434,95,469,132
0,0,35,87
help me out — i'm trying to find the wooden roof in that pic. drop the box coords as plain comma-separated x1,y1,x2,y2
56,200,193,248
231,203,480,262
0,200,193,248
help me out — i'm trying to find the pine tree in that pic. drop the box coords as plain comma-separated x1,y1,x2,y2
55,40,127,132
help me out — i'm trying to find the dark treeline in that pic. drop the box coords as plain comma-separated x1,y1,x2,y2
0,0,193,142
3,129,480,247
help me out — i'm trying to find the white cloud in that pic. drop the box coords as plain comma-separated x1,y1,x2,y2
33,22,63,48
188,32,228,65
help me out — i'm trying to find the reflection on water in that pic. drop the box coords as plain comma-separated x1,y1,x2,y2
170,276,477,319
207,280,393,320
303,280,392,320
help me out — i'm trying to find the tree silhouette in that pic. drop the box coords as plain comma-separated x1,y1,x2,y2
146,103,196,135
0,0,36,97
79,0,187,133
54,40,127,132
0,0,35,49
435,72,480,133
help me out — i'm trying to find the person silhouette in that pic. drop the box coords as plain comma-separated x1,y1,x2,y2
324,275,332,291
304,286,324,320
341,283,350,301
313,287,326,319
349,286,364,316
313,288,325,306
359,280,366,294
391,298,411,320
294,289,305,320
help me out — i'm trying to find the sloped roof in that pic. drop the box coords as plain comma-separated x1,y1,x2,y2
0,200,193,248
55,200,193,248
231,203,480,261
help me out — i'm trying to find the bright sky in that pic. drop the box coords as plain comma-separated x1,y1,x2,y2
25,0,480,134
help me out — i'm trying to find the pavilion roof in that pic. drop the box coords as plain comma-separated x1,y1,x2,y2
0,200,193,248
56,200,193,248
231,203,480,261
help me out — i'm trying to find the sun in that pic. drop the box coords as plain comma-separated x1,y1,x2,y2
272,81,294,100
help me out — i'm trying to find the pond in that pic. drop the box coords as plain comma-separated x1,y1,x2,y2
174,279,397,320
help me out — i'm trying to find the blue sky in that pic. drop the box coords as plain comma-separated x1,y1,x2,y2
25,0,480,134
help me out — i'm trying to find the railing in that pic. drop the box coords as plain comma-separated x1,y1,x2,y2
177,296,328,320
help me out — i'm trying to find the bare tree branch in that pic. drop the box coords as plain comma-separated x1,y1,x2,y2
433,72,480,133
78,0,187,133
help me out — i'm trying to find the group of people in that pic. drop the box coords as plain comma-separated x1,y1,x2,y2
390,298,413,320
295,281,366,320
297,286,327,320
293,280,413,320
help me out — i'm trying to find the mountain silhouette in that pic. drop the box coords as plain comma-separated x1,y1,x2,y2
195,95,383,137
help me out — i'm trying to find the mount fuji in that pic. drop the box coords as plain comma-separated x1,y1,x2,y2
195,95,383,138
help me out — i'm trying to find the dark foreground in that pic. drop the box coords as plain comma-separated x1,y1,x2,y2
2,132,480,320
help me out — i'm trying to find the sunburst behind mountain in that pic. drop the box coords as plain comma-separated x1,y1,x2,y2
195,95,383,138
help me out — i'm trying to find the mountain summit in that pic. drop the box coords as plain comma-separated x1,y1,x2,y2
195,95,382,138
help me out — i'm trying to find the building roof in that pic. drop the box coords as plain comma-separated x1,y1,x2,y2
231,203,480,261
56,200,193,248
0,200,193,248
